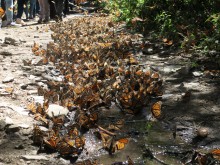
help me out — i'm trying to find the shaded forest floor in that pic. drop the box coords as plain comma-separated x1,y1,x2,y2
0,13,220,165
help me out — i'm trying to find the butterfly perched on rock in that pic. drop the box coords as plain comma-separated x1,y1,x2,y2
151,101,162,119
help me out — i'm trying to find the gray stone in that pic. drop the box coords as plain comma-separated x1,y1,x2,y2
38,126,48,132
2,76,14,83
0,119,6,131
4,37,19,45
0,51,13,56
27,90,38,95
47,104,69,118
10,106,29,116
15,144,25,149
18,124,30,129
21,155,48,161
28,96,44,105
6,124,20,133
5,117,13,125
20,83,29,89
21,66,32,71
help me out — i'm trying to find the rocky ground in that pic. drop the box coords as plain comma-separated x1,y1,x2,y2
0,14,220,165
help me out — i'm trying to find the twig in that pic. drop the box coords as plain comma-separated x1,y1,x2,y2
96,125,116,136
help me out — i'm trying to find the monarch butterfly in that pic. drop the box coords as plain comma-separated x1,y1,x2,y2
97,42,113,48
115,138,129,150
108,119,124,131
27,102,36,114
64,136,75,147
151,72,159,79
33,125,45,144
127,156,134,165
68,126,79,137
212,149,220,160
100,132,114,149
75,159,98,165
52,115,64,126
43,134,60,149
75,136,85,148
0,7,5,18
57,141,76,155
151,101,162,119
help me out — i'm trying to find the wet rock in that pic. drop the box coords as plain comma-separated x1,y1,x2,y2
162,94,174,100
21,155,48,161
162,65,182,74
2,76,14,83
143,48,154,54
47,104,69,118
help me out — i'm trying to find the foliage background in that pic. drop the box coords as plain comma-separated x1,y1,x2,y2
99,0,220,52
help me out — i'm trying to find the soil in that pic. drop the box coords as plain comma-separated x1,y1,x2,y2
0,13,220,165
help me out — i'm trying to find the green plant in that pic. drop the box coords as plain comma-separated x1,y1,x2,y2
103,0,220,50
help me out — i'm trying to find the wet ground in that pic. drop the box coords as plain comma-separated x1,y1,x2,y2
0,13,220,165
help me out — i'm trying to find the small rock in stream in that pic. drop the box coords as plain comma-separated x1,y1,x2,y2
197,127,209,138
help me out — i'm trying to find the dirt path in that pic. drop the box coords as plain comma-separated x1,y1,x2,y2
0,15,220,165
0,19,63,165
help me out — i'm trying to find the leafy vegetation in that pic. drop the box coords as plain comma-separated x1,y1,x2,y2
102,0,220,52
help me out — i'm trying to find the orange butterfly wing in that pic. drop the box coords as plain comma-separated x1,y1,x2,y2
151,101,162,118
115,138,129,150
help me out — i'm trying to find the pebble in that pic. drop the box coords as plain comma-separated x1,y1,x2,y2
2,76,14,83
20,83,28,90
47,104,69,118
197,127,209,137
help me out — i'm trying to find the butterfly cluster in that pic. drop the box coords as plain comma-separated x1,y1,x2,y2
30,16,163,158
